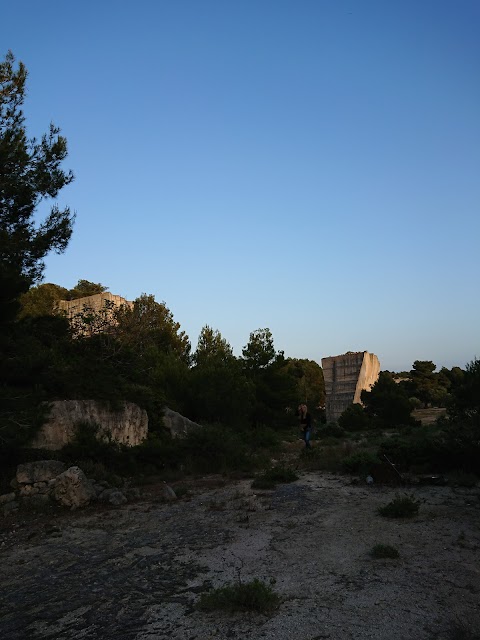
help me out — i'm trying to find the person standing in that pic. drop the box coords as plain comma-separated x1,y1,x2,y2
299,404,312,449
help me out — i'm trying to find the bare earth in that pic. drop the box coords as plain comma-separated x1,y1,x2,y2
1,469,479,640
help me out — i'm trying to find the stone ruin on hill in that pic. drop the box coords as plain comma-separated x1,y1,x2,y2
321,351,380,423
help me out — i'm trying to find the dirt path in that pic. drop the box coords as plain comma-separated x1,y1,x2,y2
1,472,479,640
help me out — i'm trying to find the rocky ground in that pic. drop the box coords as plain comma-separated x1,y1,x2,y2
1,466,479,640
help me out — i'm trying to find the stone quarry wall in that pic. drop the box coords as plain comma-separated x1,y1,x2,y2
162,408,202,438
31,400,149,450
321,351,380,422
57,292,133,319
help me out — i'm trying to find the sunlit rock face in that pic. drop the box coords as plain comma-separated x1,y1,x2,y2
57,292,133,319
31,400,149,450
321,351,380,423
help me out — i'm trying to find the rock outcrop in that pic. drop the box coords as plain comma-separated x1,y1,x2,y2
162,408,202,438
31,400,148,450
16,460,66,484
56,292,133,320
321,351,380,422
1,461,147,514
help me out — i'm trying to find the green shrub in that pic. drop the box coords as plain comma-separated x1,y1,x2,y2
181,425,253,474
197,578,280,613
371,544,400,559
251,465,298,490
318,422,346,438
338,404,372,432
378,493,420,518
133,432,184,472
378,429,446,472
342,451,380,474
173,484,190,499
60,421,137,475
298,443,353,472
240,425,280,450
263,465,298,483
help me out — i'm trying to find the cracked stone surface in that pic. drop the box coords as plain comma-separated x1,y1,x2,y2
1,473,479,640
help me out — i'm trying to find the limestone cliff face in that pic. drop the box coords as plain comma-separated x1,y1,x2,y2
321,351,380,423
57,292,133,319
31,400,148,450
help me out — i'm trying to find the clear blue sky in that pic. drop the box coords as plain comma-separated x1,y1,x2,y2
2,1,479,372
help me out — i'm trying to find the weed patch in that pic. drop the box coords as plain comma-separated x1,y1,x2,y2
371,544,400,559
378,493,420,518
317,422,346,438
342,451,380,474
298,443,353,472
197,578,280,614
251,465,298,489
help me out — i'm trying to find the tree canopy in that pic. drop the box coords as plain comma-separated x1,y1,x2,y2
0,51,74,323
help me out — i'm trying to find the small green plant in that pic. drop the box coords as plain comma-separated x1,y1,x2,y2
197,578,280,614
342,450,379,474
251,465,298,489
173,484,190,499
263,466,298,483
298,443,353,471
378,493,420,518
371,544,400,559
338,404,372,432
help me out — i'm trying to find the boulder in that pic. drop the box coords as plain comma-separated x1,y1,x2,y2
162,408,201,438
16,460,66,485
53,466,96,509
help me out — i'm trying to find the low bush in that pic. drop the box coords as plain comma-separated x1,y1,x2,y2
342,451,380,474
338,404,372,432
180,425,254,474
197,578,280,613
240,425,281,450
251,465,298,489
378,429,446,473
298,443,354,472
263,465,298,483
371,544,400,559
317,422,346,438
60,421,138,476
378,493,420,518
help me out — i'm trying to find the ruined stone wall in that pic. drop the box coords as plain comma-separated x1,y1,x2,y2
57,292,133,319
321,351,380,422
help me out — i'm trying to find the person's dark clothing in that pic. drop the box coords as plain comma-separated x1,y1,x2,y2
300,412,312,448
